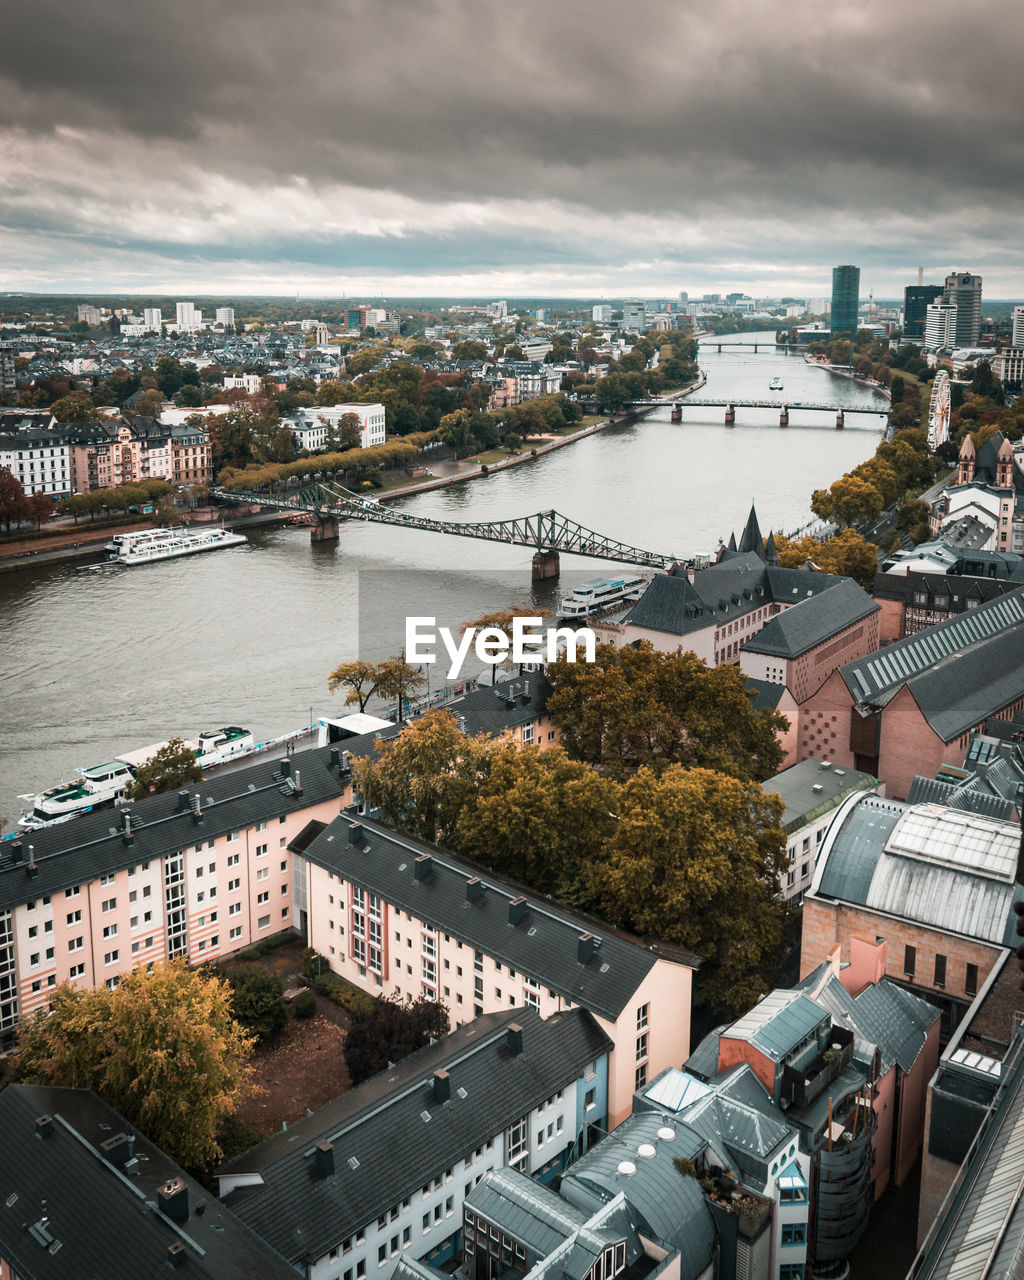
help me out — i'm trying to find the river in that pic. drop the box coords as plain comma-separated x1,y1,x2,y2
0,334,888,821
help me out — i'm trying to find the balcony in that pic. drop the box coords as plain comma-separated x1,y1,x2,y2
782,1026,855,1109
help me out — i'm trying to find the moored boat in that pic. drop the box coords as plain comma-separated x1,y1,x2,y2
559,574,646,619
108,527,246,564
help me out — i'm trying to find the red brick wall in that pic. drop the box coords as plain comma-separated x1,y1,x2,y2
876,686,957,800
796,669,856,766
717,1035,776,1098
875,596,905,644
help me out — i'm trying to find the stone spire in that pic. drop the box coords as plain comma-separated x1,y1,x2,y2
737,504,764,557
958,433,976,485
997,436,1014,489
764,530,779,566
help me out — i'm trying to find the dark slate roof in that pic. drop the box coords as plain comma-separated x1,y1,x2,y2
742,578,878,659
840,587,1024,738
297,813,699,1019
736,504,764,556
744,677,789,711
0,743,350,914
871,570,1022,609
626,554,849,640
0,1085,297,1280
220,1007,611,1264
763,758,879,833
447,673,553,739
905,776,1016,823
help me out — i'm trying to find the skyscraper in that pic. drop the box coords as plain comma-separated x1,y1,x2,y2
943,271,983,347
830,265,860,338
1013,305,1024,349
902,284,943,341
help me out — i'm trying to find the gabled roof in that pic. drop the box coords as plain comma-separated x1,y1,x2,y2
297,813,699,1020
742,577,878,659
0,1085,296,1280
723,990,825,1063
220,1007,610,1264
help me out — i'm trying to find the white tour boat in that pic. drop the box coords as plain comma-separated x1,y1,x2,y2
769,376,784,391
108,526,246,565
18,725,256,828
558,574,646,619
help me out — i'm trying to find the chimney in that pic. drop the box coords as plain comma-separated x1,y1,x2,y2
190,793,203,823
292,769,303,795
101,1132,135,1167
341,750,352,771
314,1139,335,1179
34,1115,53,1140
506,1023,524,1056
414,854,433,881
26,846,39,878
466,878,484,903
168,1241,187,1268
432,1069,451,1103
10,839,23,864
508,897,527,926
348,821,364,846
177,789,192,812
578,933,598,965
280,757,291,777
158,1177,189,1225
122,810,134,846
520,680,531,704
329,748,340,768
458,716,467,733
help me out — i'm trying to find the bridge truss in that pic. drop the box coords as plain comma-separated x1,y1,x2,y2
216,481,677,569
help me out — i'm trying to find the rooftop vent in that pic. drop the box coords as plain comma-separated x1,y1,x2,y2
506,1023,524,1056
100,1132,135,1168
341,749,352,771
616,1161,636,1177
158,1177,189,1225
520,681,531,704
348,822,364,846
190,793,203,823
637,1143,656,1159
415,855,433,881
812,784,823,793
314,1139,334,1179
329,748,340,768
168,1241,187,1268
466,878,484,903
34,1115,53,1140
508,897,528,926
432,1069,451,1103
9,840,23,863
279,757,291,777
819,761,832,770
292,769,303,795
122,810,134,846
177,790,192,812
657,1127,676,1142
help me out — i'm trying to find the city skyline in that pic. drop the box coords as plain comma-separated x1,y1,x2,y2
2,0,1022,297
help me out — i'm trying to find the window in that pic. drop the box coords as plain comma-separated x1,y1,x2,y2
69,963,85,978
636,1032,648,1062
101,898,116,913
256,843,268,857
66,910,81,925
258,914,270,929
506,1116,529,1172
102,924,117,939
256,891,269,905
226,831,239,842
104,950,119,966
934,954,946,988
636,1003,649,1031
65,886,80,898
635,1063,648,1090
780,1267,805,1280
257,868,269,882
966,963,979,998
904,944,916,979
781,1224,806,1246
585,1088,596,1111
227,853,240,867
68,937,83,952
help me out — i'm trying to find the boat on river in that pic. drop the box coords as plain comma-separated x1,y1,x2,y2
558,575,646,619
107,526,247,564
18,726,255,828
769,376,784,391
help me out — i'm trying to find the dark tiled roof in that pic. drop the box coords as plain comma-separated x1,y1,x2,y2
0,744,350,914
221,1007,611,1264
905,776,1016,822
742,578,878,659
744,677,789,711
0,1085,297,1280
297,813,699,1019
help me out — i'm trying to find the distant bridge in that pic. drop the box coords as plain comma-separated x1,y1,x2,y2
215,481,678,579
696,339,792,352
626,398,888,427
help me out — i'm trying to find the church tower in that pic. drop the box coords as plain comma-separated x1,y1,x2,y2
997,437,1014,489
957,433,976,485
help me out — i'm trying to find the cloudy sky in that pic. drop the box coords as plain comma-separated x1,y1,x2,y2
2,0,1021,298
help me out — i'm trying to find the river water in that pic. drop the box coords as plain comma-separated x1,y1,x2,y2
0,335,888,820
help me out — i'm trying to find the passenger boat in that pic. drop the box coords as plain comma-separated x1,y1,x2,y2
769,376,784,391
107,527,246,564
18,726,255,828
558,575,646,619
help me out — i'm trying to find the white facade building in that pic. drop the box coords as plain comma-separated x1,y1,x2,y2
143,308,163,331
0,427,72,496
286,403,387,452
924,302,957,352
592,305,613,323
223,373,263,394
215,307,235,327
993,348,1024,386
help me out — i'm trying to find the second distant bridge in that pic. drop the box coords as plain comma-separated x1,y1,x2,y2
630,398,888,428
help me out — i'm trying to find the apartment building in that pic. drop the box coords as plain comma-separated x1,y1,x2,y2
0,423,72,496
218,1007,612,1279
292,811,699,1128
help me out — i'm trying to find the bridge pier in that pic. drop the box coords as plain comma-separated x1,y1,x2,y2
670,402,682,423
779,406,789,427
532,549,560,581
311,515,339,542
725,404,735,425
835,410,845,429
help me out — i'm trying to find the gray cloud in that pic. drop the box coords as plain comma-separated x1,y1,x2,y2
2,0,1022,293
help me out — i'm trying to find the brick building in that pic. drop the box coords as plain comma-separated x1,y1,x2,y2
801,792,1022,1037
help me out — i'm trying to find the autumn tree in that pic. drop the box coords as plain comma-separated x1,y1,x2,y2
811,474,884,527
126,737,204,800
455,742,620,899
460,606,550,682
352,709,494,846
25,491,55,530
583,765,787,1016
773,529,879,588
546,642,786,782
0,467,29,530
15,961,254,1169
374,656,427,722
49,395,96,423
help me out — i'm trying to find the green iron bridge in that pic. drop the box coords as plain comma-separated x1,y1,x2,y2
214,481,678,579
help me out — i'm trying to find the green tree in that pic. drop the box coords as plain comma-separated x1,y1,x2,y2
352,709,494,846
14,961,254,1169
584,765,787,1017
547,643,786,782
344,994,449,1086
126,737,204,800
451,340,488,360
225,964,288,1041
49,395,96,423
25,491,55,530
455,742,620,898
